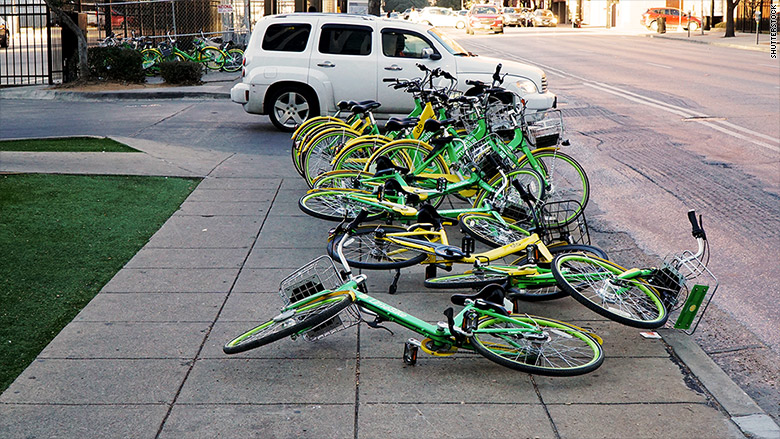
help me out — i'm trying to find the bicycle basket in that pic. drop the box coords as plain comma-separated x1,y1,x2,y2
650,251,717,335
278,255,361,341
527,111,563,147
158,43,172,58
461,134,513,177
537,200,590,245
485,100,516,132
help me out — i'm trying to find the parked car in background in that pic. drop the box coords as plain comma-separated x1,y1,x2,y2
417,7,466,29
641,8,701,31
517,7,533,26
466,5,504,34
530,9,557,27
231,13,556,131
0,17,9,48
501,7,523,27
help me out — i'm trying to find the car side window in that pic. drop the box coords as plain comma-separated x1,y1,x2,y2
381,30,433,59
262,24,311,52
318,24,372,56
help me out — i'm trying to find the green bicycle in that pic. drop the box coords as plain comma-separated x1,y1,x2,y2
224,211,604,376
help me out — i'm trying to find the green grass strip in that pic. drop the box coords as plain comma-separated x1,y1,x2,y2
0,174,199,392
0,137,139,152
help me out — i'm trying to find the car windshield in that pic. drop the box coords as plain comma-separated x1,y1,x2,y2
535,10,553,17
428,28,471,56
473,6,497,14
503,8,514,13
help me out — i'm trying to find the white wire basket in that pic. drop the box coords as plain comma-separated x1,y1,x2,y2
650,251,718,335
527,110,564,147
278,255,362,341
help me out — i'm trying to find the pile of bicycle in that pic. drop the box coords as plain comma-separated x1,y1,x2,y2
223,64,718,377
99,30,244,75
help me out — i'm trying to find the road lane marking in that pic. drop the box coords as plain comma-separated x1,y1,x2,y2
647,62,672,69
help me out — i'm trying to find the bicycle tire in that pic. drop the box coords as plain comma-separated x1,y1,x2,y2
519,150,589,226
459,213,531,248
200,47,226,70
332,136,391,172
508,244,608,302
424,270,509,289
222,48,244,72
469,313,603,376
551,254,668,329
363,139,449,176
140,49,162,76
223,292,354,354
327,224,428,270
292,118,350,176
472,168,545,224
312,170,375,190
298,189,388,222
303,128,362,187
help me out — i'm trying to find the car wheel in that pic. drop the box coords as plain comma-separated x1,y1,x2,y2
649,20,658,31
456,21,465,29
267,86,318,132
688,21,698,31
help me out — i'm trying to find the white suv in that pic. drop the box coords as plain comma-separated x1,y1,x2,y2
231,13,556,131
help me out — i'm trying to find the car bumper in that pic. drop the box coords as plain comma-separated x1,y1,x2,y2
231,82,265,114
471,22,503,31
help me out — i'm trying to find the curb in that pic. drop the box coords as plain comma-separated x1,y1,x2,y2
645,33,771,53
661,329,780,439
0,88,229,101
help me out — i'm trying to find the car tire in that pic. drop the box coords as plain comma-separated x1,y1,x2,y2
267,86,318,132
649,20,658,31
456,21,465,29
688,21,698,31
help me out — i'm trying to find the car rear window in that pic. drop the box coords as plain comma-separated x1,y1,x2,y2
318,24,372,56
262,23,311,52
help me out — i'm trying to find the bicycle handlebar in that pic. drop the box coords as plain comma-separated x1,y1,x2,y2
687,210,706,240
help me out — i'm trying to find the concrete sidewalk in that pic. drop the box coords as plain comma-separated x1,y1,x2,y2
645,28,776,53
1,134,779,438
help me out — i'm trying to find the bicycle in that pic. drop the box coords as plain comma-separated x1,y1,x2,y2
549,210,715,330
142,32,227,73
223,211,604,376
199,30,244,73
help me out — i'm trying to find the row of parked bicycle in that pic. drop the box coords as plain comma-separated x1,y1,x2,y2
99,31,244,75
222,64,718,377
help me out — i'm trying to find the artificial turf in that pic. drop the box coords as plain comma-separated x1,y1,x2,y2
0,173,199,392
0,137,139,152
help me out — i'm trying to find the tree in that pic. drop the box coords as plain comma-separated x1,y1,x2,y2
369,0,381,15
44,0,88,82
724,0,740,37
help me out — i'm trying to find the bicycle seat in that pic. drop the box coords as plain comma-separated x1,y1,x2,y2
384,117,419,132
417,204,458,229
429,136,456,148
423,118,457,132
351,102,382,114
434,245,467,260
450,284,510,316
373,156,410,178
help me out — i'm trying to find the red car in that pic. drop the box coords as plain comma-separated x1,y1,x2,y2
641,8,701,31
466,5,504,34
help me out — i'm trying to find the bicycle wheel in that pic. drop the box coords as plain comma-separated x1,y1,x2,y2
327,224,428,270
469,313,603,376
472,168,545,224
364,139,449,176
222,47,244,72
520,150,589,226
459,213,531,248
291,118,350,177
424,269,509,289
551,254,668,329
508,244,608,302
140,49,162,76
200,47,226,70
332,136,391,172
303,128,362,187
298,189,388,222
312,170,375,190
223,292,354,354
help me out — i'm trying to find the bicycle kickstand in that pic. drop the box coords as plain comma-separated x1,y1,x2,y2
389,268,401,294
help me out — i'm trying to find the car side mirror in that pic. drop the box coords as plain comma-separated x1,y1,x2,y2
422,48,442,60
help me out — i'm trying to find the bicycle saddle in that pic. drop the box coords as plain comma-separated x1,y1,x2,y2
373,156,410,178
384,117,420,132
450,284,510,316
417,204,458,229
422,118,457,132
350,102,382,114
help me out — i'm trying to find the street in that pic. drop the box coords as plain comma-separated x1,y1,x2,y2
2,26,779,422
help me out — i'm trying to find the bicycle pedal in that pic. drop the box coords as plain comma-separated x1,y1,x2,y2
403,339,419,366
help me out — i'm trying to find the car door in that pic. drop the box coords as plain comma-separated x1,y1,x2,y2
376,28,442,114
309,23,378,111
668,9,680,26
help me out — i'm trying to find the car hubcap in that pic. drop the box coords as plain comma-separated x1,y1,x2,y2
274,92,310,128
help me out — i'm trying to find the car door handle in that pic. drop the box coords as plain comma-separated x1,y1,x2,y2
384,65,403,71
317,61,335,68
